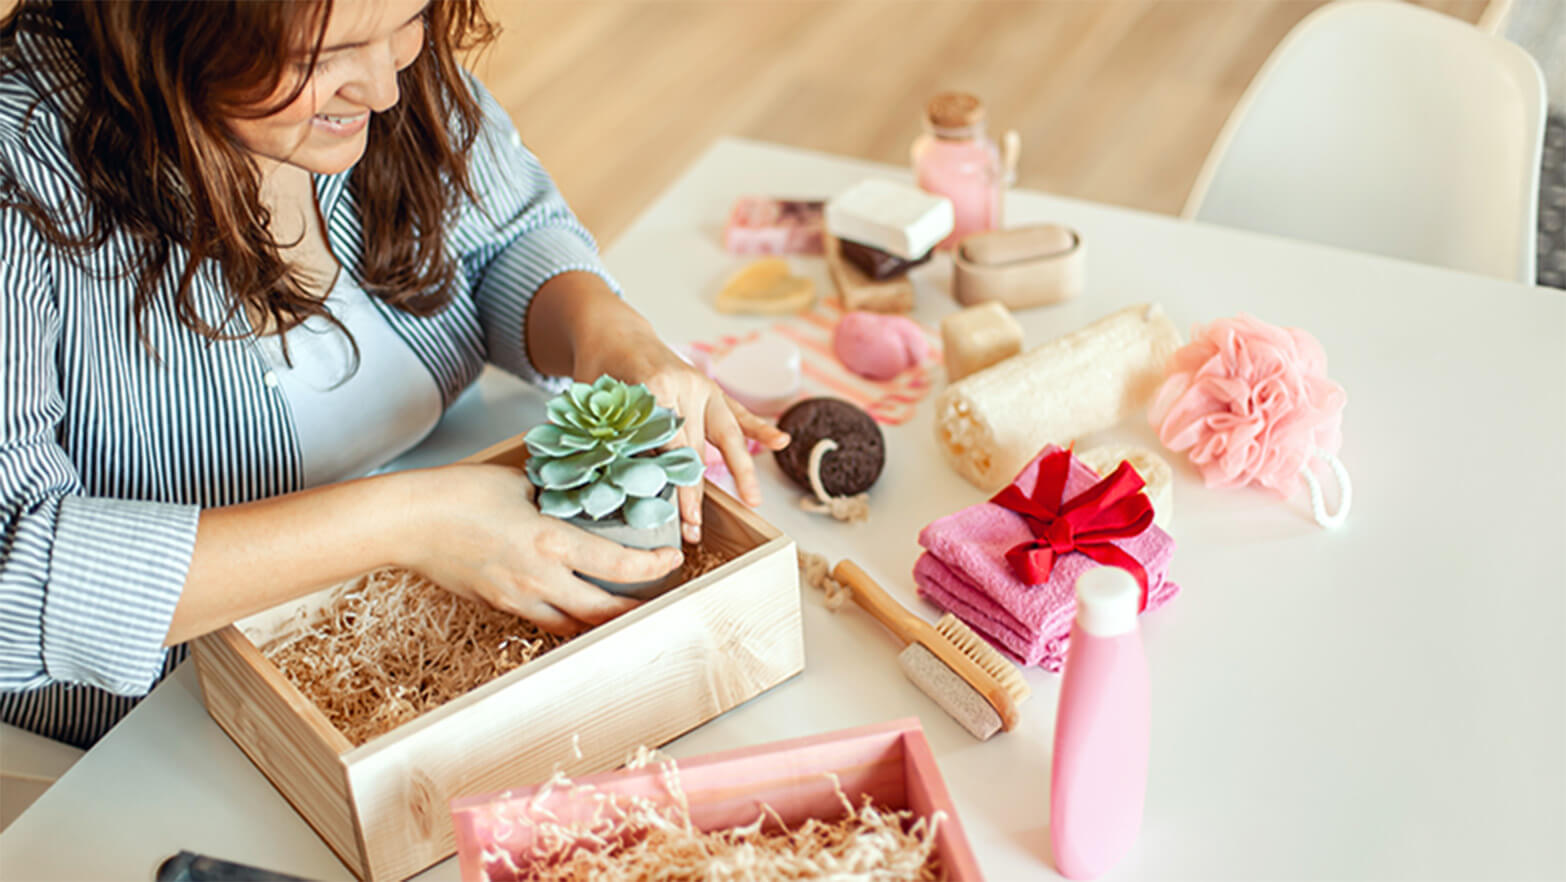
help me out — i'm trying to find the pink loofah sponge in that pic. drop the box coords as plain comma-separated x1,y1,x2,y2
1149,314,1345,498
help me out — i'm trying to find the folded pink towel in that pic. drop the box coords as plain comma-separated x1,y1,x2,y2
916,553,1065,667
915,446,1180,670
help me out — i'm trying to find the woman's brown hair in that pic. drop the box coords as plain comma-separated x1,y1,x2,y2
0,0,498,351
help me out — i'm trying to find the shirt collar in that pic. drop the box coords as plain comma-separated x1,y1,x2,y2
315,168,351,220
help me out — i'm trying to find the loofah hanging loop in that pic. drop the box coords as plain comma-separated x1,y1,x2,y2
1301,447,1353,528
798,438,871,524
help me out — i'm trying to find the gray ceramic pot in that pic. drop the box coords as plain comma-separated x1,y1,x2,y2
562,486,682,600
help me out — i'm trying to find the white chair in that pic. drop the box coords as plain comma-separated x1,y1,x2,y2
1184,0,1547,284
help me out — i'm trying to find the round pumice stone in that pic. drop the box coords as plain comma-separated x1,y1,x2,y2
775,397,885,497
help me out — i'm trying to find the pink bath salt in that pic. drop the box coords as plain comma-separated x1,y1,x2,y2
832,312,932,381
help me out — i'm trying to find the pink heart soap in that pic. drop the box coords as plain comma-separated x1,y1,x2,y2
832,312,932,380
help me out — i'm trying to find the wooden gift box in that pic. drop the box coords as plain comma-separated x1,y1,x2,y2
190,433,804,881
450,717,984,880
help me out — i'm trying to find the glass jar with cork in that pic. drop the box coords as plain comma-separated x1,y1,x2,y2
911,92,1020,250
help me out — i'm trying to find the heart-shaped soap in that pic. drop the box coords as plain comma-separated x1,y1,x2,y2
832,312,932,380
711,337,802,416
715,258,816,315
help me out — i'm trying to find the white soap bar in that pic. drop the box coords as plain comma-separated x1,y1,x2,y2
940,301,1024,382
711,337,801,417
825,179,954,260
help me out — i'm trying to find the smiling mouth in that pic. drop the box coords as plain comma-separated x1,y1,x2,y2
313,112,369,134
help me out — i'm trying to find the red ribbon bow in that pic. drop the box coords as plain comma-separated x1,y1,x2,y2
990,448,1155,609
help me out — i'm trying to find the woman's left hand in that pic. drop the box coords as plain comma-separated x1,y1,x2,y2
572,314,789,544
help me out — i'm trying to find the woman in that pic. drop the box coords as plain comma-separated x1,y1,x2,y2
0,0,786,748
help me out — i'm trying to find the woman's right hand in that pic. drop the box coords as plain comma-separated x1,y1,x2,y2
394,463,682,636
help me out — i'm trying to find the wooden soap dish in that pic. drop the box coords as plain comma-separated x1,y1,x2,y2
950,224,1084,311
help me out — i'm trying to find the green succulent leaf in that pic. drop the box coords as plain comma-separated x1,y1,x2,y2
567,382,596,413
525,456,547,487
588,389,616,419
541,377,687,472
577,481,627,520
556,430,599,451
621,412,682,455
547,396,589,430
654,448,706,486
537,446,616,490
624,495,677,529
609,458,668,497
523,424,577,458
537,489,584,518
625,387,657,427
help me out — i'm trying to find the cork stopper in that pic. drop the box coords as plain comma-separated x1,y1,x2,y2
926,92,985,131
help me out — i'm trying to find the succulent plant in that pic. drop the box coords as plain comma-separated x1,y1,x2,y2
523,375,705,529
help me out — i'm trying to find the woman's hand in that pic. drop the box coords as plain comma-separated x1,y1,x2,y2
572,313,789,543
397,464,681,636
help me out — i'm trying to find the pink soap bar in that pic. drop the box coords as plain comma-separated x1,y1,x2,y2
832,312,931,380
723,197,826,255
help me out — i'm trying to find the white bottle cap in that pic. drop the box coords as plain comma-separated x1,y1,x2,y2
1074,567,1141,637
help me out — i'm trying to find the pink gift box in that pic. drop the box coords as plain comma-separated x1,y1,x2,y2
723,196,825,255
449,718,983,880
915,446,1180,670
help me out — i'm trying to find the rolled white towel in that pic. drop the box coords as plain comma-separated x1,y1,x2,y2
934,303,1182,490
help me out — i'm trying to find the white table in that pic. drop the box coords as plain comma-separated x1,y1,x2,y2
2,138,1562,881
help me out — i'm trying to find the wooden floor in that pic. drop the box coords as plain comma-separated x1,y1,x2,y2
473,0,1490,247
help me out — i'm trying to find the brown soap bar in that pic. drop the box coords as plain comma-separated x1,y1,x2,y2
838,237,932,281
824,235,914,313
960,224,1076,266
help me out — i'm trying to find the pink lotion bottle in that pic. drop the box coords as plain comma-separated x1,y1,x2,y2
1050,566,1150,879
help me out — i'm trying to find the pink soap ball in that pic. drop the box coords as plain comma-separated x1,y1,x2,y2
832,312,932,381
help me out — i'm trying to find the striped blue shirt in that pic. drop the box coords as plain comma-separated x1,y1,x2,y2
0,18,613,747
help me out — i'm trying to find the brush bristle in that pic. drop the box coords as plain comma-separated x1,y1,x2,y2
935,613,1031,706
897,644,1002,740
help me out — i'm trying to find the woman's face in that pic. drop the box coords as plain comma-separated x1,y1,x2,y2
229,0,429,176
